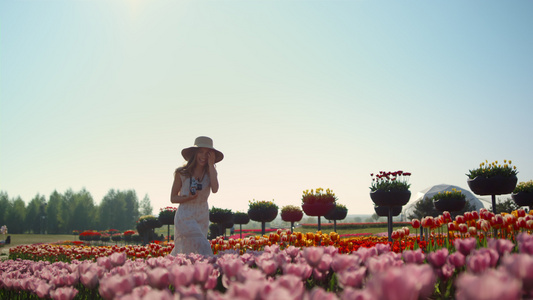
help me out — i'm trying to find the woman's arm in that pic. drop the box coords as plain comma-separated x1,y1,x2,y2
170,173,198,204
208,151,219,193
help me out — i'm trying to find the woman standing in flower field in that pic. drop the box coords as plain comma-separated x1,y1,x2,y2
170,136,223,256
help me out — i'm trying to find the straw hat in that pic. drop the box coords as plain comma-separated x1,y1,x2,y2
181,136,224,163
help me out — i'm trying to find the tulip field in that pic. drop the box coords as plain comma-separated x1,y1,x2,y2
2,208,533,300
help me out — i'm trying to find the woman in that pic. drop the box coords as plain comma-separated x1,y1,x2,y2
169,136,223,256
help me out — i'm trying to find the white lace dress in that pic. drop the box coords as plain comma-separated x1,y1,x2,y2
170,174,213,256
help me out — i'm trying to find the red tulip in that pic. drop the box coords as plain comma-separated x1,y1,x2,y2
448,222,457,231
411,219,421,229
421,217,434,229
468,226,477,236
402,226,410,236
455,215,465,224
442,211,452,223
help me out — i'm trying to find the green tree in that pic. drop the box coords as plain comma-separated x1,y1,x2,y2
492,197,519,214
46,191,64,234
25,194,46,234
70,189,96,232
0,192,9,226
139,194,153,216
5,197,26,233
99,189,140,231
123,190,140,230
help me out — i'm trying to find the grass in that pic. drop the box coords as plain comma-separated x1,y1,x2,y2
1,234,80,260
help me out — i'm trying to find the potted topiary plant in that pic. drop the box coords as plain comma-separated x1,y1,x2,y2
280,205,304,233
136,215,162,245
369,170,412,242
374,205,402,217
159,206,177,243
233,212,250,239
248,199,278,236
369,171,412,206
158,206,177,225
467,159,518,213
325,203,348,232
512,180,533,208
209,207,233,224
301,188,336,231
209,207,233,238
432,188,467,212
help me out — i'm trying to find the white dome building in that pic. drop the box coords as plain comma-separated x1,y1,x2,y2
403,184,487,220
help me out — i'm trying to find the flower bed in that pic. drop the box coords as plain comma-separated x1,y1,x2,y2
3,208,533,299
2,233,533,299
300,222,411,230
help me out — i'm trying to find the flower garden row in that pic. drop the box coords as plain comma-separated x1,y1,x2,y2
2,206,533,299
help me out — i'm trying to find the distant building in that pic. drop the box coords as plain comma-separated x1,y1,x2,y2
403,184,487,220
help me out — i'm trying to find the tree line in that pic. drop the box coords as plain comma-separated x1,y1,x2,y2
0,189,154,234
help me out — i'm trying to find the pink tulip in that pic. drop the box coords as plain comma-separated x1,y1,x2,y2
303,247,324,268
488,238,514,256
456,269,521,300
175,284,204,299
34,281,52,298
437,263,455,281
110,252,127,267
226,281,261,299
258,259,279,276
353,246,378,262
336,267,367,288
428,248,449,268
193,262,213,284
374,243,390,255
317,254,333,272
219,258,243,279
282,262,313,280
340,287,374,300
80,269,99,289
97,256,113,270
98,274,135,300
447,252,466,268
169,265,194,287
466,251,492,274
140,289,173,300
331,254,362,273
501,253,533,293
367,264,435,300
454,237,477,256
518,233,533,255
147,267,170,290
275,274,305,299
265,287,296,300
50,286,79,300
307,286,339,300
402,249,425,264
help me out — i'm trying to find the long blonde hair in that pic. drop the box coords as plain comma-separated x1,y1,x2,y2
174,151,208,177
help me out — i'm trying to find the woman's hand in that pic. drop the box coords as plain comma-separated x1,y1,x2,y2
207,150,216,166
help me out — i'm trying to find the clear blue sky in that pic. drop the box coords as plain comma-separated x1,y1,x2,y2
1,0,532,217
